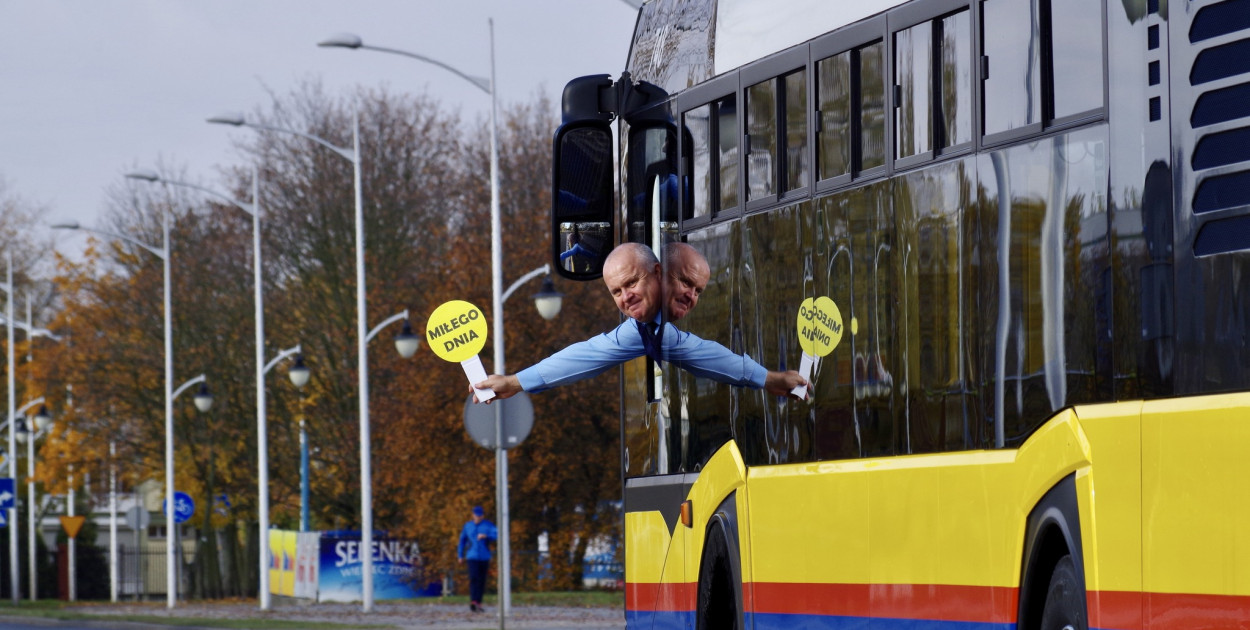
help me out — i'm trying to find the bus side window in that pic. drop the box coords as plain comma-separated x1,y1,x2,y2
784,69,811,192
895,21,933,160
818,40,887,180
817,50,852,181
895,9,972,163
860,41,887,170
1048,0,1104,119
746,78,777,200
717,95,740,214
683,104,714,222
982,0,1042,137
936,10,973,149
982,0,1104,141
681,95,740,222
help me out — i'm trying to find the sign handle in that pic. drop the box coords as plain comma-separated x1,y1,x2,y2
792,352,816,399
461,356,496,402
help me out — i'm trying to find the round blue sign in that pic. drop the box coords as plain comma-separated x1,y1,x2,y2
163,491,195,524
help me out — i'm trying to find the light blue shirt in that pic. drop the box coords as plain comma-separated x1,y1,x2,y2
515,318,768,392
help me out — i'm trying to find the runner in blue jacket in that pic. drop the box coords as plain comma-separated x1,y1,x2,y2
457,506,497,612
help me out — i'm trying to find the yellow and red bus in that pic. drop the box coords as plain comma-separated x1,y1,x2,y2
550,0,1250,628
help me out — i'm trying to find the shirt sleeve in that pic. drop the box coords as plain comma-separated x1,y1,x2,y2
515,321,645,392
659,325,768,388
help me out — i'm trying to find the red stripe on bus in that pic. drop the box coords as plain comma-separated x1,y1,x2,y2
626,581,697,612
748,582,1018,622
630,581,1250,627
1090,590,1250,629
1088,590,1143,629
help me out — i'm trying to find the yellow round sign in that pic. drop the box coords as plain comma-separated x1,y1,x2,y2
796,296,844,357
425,300,488,363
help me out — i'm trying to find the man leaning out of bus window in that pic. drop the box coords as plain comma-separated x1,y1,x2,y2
473,242,808,401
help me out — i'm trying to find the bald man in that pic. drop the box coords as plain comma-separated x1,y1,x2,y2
474,242,806,401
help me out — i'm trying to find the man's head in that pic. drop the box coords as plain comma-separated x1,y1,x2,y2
472,505,484,522
602,243,663,322
662,242,709,322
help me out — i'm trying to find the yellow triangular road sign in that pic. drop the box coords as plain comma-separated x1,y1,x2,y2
60,515,86,539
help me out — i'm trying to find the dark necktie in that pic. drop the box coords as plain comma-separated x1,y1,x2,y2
638,320,663,362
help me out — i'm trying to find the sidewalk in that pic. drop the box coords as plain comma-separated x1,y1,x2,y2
61,600,627,630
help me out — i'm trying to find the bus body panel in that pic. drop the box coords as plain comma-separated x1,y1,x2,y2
1071,402,1145,630
1140,392,1250,623
743,411,1081,628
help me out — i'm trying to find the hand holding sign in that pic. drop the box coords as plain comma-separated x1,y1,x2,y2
793,296,844,399
426,300,495,402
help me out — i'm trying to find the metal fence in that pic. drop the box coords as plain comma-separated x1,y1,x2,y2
88,547,187,601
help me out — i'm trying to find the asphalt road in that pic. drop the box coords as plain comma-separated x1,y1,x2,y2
0,601,627,630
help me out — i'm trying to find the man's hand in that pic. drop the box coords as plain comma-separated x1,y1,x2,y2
764,370,809,399
472,374,523,403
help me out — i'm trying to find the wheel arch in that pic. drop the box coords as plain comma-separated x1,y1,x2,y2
696,491,744,630
1017,473,1087,630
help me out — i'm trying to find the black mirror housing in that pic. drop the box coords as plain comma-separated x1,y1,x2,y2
551,120,615,280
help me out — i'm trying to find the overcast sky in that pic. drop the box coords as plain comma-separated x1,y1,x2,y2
0,0,636,258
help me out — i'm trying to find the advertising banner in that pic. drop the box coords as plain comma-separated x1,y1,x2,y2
267,530,283,596
317,534,424,602
294,532,319,599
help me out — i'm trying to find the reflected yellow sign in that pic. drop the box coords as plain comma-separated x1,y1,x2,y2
797,296,843,357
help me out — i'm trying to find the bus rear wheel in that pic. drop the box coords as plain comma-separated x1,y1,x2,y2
1039,555,1086,630
696,524,740,630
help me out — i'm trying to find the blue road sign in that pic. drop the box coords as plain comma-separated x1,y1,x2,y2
163,491,195,524
0,478,14,510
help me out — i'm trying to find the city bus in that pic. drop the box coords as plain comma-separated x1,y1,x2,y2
549,0,1250,628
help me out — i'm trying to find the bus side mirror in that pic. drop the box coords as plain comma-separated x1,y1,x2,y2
552,121,615,280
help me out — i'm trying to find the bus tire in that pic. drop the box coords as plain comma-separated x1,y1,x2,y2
696,522,740,630
1039,555,1086,630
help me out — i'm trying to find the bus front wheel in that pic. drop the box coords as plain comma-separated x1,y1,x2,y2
696,524,740,630
1039,555,1086,630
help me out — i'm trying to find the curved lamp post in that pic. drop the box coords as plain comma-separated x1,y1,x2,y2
0,291,58,602
207,110,368,609
205,110,396,610
0,255,60,603
15,398,49,602
50,218,188,607
125,168,295,611
319,25,516,613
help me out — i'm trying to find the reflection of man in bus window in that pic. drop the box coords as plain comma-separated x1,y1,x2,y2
473,242,807,401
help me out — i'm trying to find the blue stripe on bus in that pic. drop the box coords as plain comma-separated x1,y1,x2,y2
746,614,1017,630
626,609,694,630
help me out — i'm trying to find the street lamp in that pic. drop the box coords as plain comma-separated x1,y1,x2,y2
0,293,59,602
51,217,184,608
318,24,512,613
16,398,50,602
530,276,564,322
125,167,293,611
206,110,392,610
0,255,57,603
287,354,312,532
